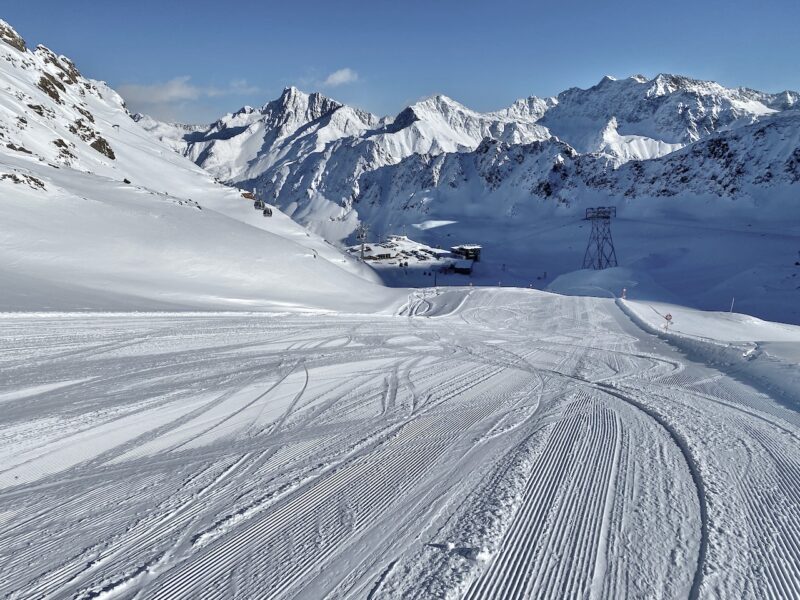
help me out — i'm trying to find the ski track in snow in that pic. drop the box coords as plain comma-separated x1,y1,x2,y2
0,290,798,599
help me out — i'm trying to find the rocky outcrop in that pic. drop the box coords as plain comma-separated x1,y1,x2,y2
0,20,25,52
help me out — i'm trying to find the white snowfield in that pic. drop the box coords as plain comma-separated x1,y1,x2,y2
0,21,394,313
1,289,799,599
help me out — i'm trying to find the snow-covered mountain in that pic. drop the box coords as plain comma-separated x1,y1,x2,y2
6,11,794,319
137,87,554,239
0,20,397,311
357,107,800,208
134,73,800,321
354,111,800,321
141,74,799,236
538,74,797,160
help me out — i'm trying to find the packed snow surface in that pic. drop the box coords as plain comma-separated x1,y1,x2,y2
1,289,799,599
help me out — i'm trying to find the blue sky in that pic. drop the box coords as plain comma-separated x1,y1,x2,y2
4,0,799,122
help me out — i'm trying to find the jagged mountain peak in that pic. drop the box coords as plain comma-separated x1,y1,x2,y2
280,84,303,98
643,72,758,100
496,95,555,122
267,86,340,116
409,93,470,113
538,72,800,156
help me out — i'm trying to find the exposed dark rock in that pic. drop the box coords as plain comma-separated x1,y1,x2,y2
1,172,45,189
0,21,26,52
72,104,94,123
53,138,76,162
36,45,81,85
785,148,800,182
68,118,95,142
37,73,65,103
90,136,115,159
6,142,32,154
27,104,48,117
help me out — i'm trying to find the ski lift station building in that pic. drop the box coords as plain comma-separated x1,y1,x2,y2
451,244,482,261
452,259,474,274
349,245,397,261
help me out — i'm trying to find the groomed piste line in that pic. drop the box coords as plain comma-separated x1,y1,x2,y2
2,292,799,599
465,393,620,599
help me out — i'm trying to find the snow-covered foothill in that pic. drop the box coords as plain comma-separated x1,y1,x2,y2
0,20,399,312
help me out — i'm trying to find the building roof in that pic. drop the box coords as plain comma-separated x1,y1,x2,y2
363,247,396,258
452,244,482,250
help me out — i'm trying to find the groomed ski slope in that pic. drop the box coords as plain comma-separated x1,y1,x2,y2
1,289,799,599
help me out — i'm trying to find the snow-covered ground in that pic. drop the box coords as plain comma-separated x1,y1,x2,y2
2,289,799,599
0,20,396,313
1,19,799,599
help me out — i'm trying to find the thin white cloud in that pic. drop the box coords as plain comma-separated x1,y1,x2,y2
118,76,259,122
321,68,359,88
226,79,260,95
118,76,202,104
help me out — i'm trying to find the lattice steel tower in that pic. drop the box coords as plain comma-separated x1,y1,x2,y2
356,223,369,261
582,207,618,270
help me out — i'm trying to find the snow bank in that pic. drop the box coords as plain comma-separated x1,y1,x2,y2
619,299,800,410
